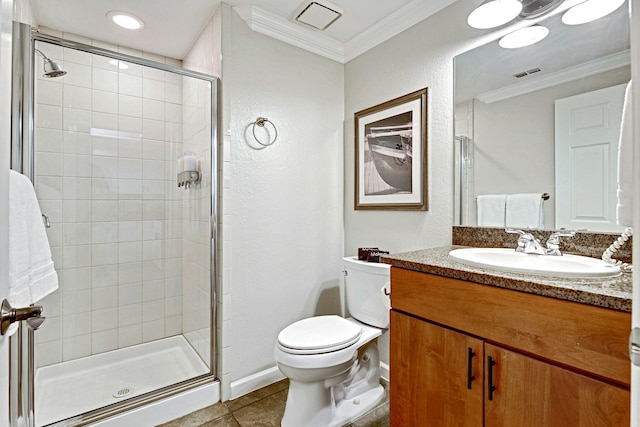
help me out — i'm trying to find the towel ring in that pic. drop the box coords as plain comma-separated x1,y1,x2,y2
252,117,277,147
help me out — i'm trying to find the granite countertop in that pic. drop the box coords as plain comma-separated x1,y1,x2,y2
381,246,632,312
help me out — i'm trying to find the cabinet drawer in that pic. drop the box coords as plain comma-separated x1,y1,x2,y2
391,268,630,386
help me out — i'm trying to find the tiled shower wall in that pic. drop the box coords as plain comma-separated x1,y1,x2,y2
33,33,186,367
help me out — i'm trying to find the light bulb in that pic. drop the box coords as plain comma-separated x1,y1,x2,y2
562,0,625,26
468,0,523,30
499,25,550,49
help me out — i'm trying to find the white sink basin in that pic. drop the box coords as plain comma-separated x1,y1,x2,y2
449,248,621,278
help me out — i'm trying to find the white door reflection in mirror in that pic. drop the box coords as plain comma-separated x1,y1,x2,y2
555,83,627,232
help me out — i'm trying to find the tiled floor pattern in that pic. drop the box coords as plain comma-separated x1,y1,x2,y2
158,379,389,427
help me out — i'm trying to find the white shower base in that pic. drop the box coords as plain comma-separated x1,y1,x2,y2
35,335,210,426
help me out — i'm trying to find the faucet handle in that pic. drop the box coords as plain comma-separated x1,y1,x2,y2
505,228,525,235
1,299,45,335
505,228,534,252
547,230,576,243
545,230,576,255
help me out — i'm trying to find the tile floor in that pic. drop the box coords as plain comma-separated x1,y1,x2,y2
158,379,389,427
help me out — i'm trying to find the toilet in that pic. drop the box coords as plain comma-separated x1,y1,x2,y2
274,256,391,427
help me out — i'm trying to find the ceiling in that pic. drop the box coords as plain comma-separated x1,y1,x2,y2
31,0,457,63
455,0,630,103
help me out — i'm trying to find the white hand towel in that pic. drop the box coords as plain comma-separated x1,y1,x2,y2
505,193,544,229
616,81,633,227
477,194,506,227
8,170,58,336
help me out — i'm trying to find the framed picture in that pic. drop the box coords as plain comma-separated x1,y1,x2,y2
354,88,428,210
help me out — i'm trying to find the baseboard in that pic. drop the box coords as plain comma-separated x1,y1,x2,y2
229,366,286,400
380,362,389,383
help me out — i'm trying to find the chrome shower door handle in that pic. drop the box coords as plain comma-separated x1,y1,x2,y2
0,298,46,335
42,213,51,228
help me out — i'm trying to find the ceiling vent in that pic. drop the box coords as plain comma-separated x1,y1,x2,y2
293,0,343,31
513,68,542,78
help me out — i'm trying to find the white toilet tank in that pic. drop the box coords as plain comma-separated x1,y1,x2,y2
343,256,390,329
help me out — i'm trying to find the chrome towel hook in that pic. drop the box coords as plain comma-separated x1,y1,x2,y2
252,117,277,147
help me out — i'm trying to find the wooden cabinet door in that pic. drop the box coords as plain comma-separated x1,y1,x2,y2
390,311,483,427
485,343,630,427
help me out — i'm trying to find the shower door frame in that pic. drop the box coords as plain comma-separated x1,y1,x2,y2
10,23,220,426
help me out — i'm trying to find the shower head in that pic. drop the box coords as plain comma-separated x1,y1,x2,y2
34,49,67,78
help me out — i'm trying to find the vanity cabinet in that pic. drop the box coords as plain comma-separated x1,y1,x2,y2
389,268,631,427
390,311,483,426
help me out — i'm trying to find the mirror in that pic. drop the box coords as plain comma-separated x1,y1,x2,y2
454,2,630,232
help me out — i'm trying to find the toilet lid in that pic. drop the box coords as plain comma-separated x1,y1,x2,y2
278,316,363,355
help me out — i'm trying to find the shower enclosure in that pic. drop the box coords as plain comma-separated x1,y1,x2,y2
10,22,219,426
453,135,472,226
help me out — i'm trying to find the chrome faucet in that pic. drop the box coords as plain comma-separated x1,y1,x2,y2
506,229,546,255
506,228,576,256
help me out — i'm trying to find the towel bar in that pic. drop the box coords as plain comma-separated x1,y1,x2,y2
476,193,550,201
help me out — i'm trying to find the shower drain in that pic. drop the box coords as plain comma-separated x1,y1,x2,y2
113,387,134,398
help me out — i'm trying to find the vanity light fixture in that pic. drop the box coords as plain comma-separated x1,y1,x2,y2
561,0,625,25
467,0,523,29
499,25,550,48
107,10,145,30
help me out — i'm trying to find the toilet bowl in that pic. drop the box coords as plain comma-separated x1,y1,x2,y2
274,257,390,427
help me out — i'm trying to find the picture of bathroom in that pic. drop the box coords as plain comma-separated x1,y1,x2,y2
363,111,413,196
2,0,633,425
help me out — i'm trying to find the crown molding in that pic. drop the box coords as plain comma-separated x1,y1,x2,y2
234,5,344,63
234,0,456,64
343,0,457,62
477,50,631,104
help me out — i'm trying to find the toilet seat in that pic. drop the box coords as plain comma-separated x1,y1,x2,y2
277,315,363,355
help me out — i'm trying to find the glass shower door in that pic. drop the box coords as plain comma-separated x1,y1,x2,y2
27,34,217,426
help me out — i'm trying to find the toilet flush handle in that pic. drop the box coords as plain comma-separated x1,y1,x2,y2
381,282,391,310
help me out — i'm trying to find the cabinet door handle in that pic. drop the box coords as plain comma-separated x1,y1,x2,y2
467,347,476,389
487,355,497,401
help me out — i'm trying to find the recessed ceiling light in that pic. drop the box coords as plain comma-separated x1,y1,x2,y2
561,0,625,25
107,10,145,30
499,25,550,49
467,0,523,29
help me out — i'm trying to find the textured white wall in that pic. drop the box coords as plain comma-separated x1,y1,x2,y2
224,6,344,384
345,1,485,256
344,1,506,364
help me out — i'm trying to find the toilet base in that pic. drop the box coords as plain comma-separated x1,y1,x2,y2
332,383,385,426
281,381,385,427
280,340,385,427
